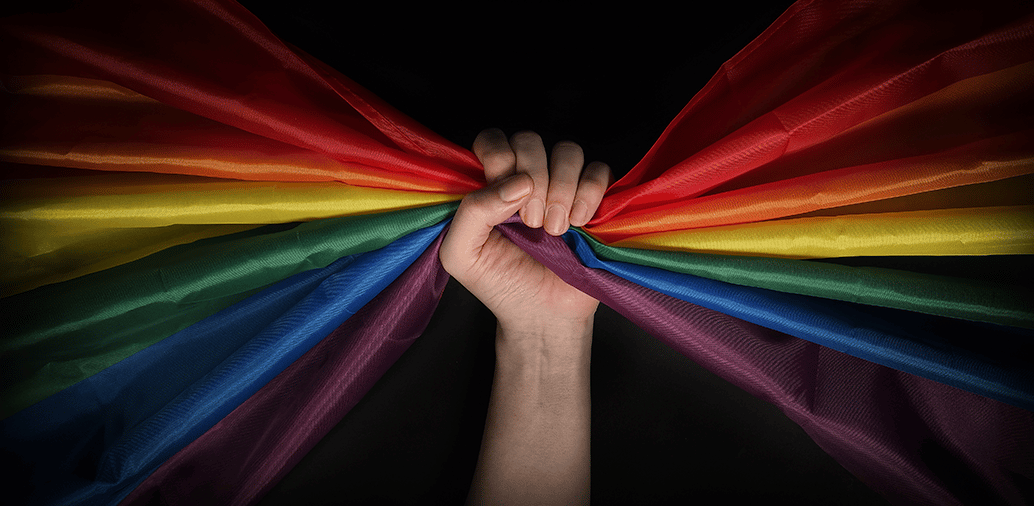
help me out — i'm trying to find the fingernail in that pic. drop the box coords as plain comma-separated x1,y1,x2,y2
569,200,589,226
525,198,544,228
545,204,568,235
498,176,531,202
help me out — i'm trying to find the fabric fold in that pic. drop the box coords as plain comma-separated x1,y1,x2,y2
611,205,1034,258
119,230,450,506
0,169,460,295
0,220,447,506
577,230,1034,328
500,219,1034,506
563,226,1034,410
0,0,486,192
1,221,261,298
586,128,1034,242
0,203,456,418
0,75,476,192
1,171,461,230
593,0,1034,223
2,1,1032,506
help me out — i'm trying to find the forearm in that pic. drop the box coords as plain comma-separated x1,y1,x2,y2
467,319,592,505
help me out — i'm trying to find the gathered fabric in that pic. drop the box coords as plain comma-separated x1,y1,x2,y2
1,0,1032,505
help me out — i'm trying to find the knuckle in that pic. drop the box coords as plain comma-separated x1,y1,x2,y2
553,139,582,152
481,149,515,170
587,160,611,173
530,173,551,194
456,191,484,214
510,130,542,145
587,161,613,182
578,177,607,196
552,141,585,170
479,127,505,139
549,178,578,195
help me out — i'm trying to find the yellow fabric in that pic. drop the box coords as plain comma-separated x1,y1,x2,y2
588,59,1034,243
1,224,260,298
2,172,461,231
611,206,1034,258
1,172,461,296
587,154,1034,242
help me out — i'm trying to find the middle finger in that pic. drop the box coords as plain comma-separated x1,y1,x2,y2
544,140,584,236
510,131,549,228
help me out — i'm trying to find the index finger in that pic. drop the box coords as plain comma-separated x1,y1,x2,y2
472,128,516,185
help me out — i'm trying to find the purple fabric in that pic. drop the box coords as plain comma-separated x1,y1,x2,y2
121,218,1033,506
120,231,451,506
498,220,1034,506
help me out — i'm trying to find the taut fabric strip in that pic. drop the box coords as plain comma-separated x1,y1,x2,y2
1,171,461,230
587,134,1034,242
611,205,1034,258
0,170,459,295
577,230,1034,328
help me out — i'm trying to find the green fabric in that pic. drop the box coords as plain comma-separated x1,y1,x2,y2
0,203,457,418
576,230,1034,329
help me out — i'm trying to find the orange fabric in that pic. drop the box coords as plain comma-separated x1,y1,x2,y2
0,76,471,192
591,14,1034,229
586,60,1034,241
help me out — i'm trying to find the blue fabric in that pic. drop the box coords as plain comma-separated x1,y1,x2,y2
0,220,447,506
563,232,1034,411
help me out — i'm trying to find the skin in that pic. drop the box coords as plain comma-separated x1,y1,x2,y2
440,128,613,505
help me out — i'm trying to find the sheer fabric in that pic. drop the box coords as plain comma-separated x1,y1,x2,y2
1,0,1032,505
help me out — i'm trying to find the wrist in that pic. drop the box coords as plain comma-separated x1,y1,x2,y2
495,318,592,370
497,314,593,339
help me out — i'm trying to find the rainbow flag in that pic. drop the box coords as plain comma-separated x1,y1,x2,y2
2,0,1031,504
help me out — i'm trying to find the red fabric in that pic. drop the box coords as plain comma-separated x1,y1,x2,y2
590,0,1034,226
5,0,1032,233
0,0,484,192
3,1,1033,505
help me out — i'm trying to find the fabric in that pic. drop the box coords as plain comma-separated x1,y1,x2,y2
0,169,458,296
1,203,456,418
2,0,1033,505
0,10,484,193
590,0,1034,224
112,219,1034,506
566,229,1034,410
121,230,451,506
609,205,1034,258
502,221,1034,506
577,229,1034,328
1,221,447,506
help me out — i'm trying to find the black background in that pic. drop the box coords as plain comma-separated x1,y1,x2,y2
230,2,892,504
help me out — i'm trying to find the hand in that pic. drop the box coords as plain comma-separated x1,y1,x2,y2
447,129,609,505
439,128,613,336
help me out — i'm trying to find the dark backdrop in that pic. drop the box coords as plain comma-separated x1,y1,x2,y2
233,2,892,504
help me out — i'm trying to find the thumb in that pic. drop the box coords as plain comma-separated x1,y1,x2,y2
440,173,533,276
